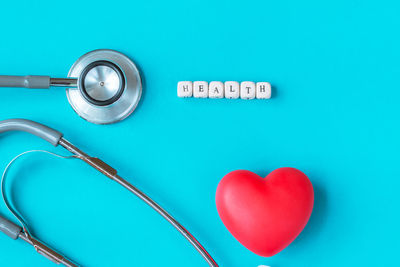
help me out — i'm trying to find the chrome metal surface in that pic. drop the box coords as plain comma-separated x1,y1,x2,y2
59,138,117,178
50,78,78,88
58,137,219,267
67,49,142,124
83,65,121,102
18,232,32,244
18,232,79,267
31,236,78,267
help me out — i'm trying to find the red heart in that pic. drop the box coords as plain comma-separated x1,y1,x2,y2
216,167,314,257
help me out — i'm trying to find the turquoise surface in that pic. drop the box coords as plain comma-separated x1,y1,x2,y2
0,0,399,266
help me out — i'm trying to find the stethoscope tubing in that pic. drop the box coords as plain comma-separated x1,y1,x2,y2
0,75,77,89
0,119,218,267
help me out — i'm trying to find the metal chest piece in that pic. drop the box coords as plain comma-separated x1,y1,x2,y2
67,49,142,124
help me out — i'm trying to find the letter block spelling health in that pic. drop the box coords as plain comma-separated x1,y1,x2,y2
178,81,271,99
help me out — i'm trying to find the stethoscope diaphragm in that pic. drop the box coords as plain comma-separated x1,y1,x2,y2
67,49,142,124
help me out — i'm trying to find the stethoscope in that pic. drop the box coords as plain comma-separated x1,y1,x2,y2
0,49,142,124
0,119,218,266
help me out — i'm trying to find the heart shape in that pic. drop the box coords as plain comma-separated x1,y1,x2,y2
216,167,314,257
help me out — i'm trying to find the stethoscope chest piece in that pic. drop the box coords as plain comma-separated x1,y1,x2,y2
67,49,142,124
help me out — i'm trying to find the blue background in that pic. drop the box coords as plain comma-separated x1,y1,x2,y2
0,0,399,266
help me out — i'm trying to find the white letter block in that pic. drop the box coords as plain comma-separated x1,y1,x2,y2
209,81,224,98
193,81,208,98
224,81,240,99
240,81,256,99
256,82,271,99
177,81,193,97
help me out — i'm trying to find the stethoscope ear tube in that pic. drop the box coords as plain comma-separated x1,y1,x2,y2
1,149,79,267
0,213,77,266
0,119,63,146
